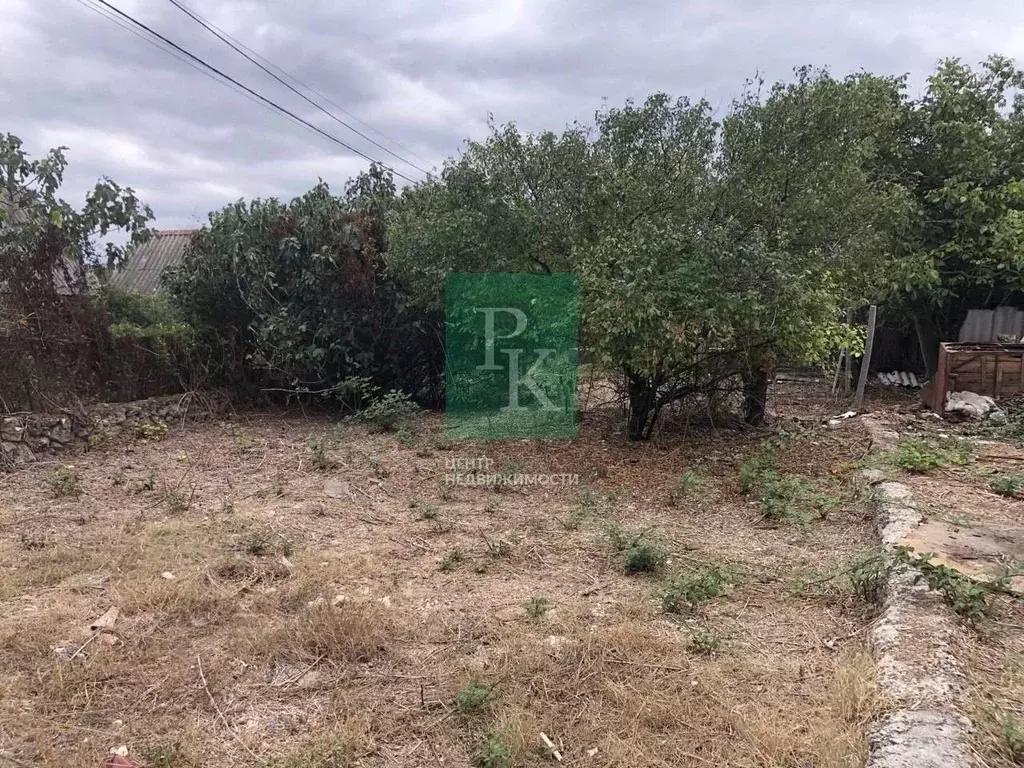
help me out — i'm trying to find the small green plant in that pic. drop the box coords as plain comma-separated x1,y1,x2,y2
739,442,778,494
526,596,550,619
990,473,1024,498
473,559,490,574
144,471,158,491
848,552,892,606
668,472,703,504
307,434,335,471
245,531,274,557
663,568,730,613
607,524,666,574
133,419,169,440
395,427,417,446
1003,714,1024,761
359,390,420,431
690,628,724,655
891,438,945,473
439,549,464,572
368,455,389,479
49,466,81,498
473,732,511,768
456,682,495,713
624,543,666,574
162,488,192,513
417,502,440,521
483,537,513,559
234,435,256,455
760,474,813,524
142,744,181,768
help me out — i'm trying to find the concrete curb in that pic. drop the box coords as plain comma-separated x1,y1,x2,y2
860,417,969,768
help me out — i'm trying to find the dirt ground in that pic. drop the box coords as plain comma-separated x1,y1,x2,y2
0,382,886,768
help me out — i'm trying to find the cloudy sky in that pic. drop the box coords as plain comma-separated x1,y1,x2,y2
3,0,1022,231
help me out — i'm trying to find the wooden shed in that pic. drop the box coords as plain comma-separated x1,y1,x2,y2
929,342,1024,413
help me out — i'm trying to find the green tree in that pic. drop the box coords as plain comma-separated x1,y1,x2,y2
0,133,152,311
391,80,904,438
882,56,1024,373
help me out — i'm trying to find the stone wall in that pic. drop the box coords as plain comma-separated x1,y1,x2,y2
0,391,231,466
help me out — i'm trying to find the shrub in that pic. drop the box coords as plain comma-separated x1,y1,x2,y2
990,474,1024,498
663,568,730,613
49,466,81,498
359,390,420,431
473,732,511,768
690,628,724,655
457,682,495,713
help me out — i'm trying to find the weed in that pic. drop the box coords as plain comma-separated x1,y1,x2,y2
690,628,725,655
624,543,667,574
663,568,730,613
360,390,420,432
473,560,490,574
395,427,417,446
234,435,256,455
473,732,511,768
417,502,440,521
526,596,550,619
739,441,778,494
144,471,158,491
307,434,335,471
245,531,274,557
668,472,703,504
162,488,192,513
133,419,169,440
48,466,81,498
760,474,813,525
891,437,973,473
607,524,666,574
848,553,891,606
221,498,235,514
439,549,464,572
1003,714,1024,761
18,532,46,551
483,536,513,559
457,682,495,713
142,743,181,768
990,473,1024,498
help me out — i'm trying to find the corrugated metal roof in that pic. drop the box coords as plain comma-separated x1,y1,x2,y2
109,229,195,294
959,307,1024,343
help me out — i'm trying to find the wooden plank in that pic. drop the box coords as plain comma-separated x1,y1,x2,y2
853,305,877,411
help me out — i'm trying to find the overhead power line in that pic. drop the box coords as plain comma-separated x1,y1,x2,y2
83,0,419,184
73,0,274,117
165,0,433,176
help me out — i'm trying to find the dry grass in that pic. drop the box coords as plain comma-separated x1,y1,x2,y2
0,385,888,767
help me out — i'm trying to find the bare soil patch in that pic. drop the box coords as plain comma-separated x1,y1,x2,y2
0,388,882,767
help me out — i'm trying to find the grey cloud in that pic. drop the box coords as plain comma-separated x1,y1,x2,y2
1,0,1020,231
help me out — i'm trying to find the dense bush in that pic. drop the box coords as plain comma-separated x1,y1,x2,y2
164,180,443,409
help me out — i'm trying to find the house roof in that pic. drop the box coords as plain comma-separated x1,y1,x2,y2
109,229,195,294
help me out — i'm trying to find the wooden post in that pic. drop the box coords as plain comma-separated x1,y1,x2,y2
843,308,854,394
853,305,877,411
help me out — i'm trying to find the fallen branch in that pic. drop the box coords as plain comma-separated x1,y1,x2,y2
197,655,261,760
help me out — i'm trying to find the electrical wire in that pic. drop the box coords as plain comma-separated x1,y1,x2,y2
82,0,420,183
165,0,433,176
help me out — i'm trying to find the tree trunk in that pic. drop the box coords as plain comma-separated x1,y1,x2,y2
626,372,658,441
741,368,769,426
